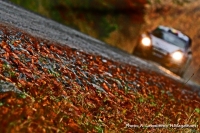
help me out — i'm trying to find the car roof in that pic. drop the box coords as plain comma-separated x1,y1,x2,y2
155,25,192,46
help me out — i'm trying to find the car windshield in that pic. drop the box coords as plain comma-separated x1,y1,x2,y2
152,28,187,48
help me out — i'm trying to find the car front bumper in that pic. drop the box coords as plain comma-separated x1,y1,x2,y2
134,44,186,71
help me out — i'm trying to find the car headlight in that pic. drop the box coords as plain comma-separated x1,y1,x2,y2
171,51,184,61
141,37,151,46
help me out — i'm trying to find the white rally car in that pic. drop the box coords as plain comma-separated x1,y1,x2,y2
133,25,192,77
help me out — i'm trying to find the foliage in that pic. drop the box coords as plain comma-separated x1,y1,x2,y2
9,0,146,52
9,0,193,51
147,0,191,6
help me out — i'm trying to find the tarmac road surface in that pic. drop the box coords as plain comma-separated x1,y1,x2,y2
0,0,199,91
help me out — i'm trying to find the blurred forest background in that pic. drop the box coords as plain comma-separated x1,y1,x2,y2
9,0,200,84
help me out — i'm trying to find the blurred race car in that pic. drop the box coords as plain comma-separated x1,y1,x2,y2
133,25,192,77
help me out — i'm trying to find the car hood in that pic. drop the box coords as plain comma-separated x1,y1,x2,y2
151,35,184,54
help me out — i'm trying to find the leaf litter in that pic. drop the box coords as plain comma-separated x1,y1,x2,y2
0,24,199,132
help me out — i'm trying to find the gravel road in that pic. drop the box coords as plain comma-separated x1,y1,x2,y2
0,0,199,90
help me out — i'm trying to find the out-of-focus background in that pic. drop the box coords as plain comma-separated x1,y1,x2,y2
9,0,200,84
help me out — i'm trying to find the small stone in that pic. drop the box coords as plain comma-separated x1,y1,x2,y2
0,80,21,94
102,59,107,63
91,83,106,93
